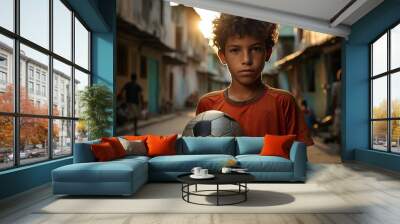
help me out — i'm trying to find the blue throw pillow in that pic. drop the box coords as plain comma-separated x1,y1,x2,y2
236,137,264,155
178,137,235,155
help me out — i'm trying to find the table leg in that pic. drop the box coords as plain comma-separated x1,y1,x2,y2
187,184,190,202
217,184,219,206
181,184,183,199
195,184,197,192
245,183,247,201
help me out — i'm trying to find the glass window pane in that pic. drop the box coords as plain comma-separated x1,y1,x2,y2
74,69,89,118
53,119,72,157
372,76,387,119
0,0,14,31
391,24,400,70
391,120,400,153
0,116,14,170
20,0,49,49
391,72,400,118
372,33,387,76
75,120,88,143
20,117,49,165
53,0,72,60
0,34,14,112
20,44,49,115
53,59,72,117
74,17,89,70
372,121,388,151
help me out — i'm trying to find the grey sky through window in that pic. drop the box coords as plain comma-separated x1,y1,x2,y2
20,0,49,49
0,0,14,31
0,34,13,49
372,33,387,76
74,17,89,70
54,58,71,76
54,0,72,60
391,24,400,70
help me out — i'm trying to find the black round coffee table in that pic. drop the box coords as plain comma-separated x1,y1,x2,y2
177,173,255,206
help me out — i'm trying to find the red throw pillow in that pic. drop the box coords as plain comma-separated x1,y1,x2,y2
260,134,296,159
91,142,117,161
124,135,148,141
101,137,126,158
146,134,177,157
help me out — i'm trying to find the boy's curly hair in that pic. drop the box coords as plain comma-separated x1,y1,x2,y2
212,14,279,51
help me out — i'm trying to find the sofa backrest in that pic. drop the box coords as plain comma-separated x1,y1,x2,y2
176,136,236,155
73,139,100,163
74,136,266,162
235,137,264,155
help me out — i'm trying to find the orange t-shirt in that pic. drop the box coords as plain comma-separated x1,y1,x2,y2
195,85,314,146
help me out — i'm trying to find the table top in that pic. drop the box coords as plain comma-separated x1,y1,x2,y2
177,172,255,185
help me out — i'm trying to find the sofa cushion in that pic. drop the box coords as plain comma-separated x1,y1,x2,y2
148,154,235,172
118,137,147,156
101,137,127,158
235,137,263,155
236,155,293,172
177,137,235,155
114,155,150,163
260,134,296,159
73,139,100,163
91,142,118,161
147,134,178,157
52,159,147,183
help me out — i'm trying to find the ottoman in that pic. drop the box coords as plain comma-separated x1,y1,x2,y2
52,158,148,196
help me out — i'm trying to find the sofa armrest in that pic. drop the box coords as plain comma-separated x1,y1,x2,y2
289,141,307,181
73,142,98,163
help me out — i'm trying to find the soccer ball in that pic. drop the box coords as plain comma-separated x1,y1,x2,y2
182,110,242,137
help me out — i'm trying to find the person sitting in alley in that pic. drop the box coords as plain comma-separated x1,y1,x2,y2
195,14,313,146
120,73,143,135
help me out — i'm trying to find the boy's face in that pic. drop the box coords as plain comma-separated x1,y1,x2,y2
218,35,272,86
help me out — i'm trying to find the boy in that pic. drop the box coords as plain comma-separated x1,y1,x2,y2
196,14,313,146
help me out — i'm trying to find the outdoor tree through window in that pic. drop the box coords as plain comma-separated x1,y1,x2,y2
371,23,400,153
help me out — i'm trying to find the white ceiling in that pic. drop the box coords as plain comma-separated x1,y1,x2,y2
167,0,384,38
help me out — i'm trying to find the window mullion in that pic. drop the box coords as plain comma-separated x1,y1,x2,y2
48,0,53,160
388,30,391,152
370,45,373,149
13,0,21,167
71,10,76,154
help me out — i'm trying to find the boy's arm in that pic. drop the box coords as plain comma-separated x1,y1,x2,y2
283,96,314,146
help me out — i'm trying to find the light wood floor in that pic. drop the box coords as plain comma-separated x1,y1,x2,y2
1,161,400,224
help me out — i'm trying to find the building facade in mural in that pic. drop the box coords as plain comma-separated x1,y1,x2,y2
273,29,342,120
116,0,227,117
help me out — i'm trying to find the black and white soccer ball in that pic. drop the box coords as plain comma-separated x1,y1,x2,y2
182,110,242,137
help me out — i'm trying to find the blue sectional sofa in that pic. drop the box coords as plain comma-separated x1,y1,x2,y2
52,136,307,196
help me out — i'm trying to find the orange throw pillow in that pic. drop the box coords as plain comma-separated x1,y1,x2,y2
91,142,117,161
260,134,296,159
146,134,177,157
101,137,126,158
124,135,148,141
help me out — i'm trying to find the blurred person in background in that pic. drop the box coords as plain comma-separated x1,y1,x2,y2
120,73,143,135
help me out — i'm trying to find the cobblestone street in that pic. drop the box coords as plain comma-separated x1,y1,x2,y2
138,110,196,135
